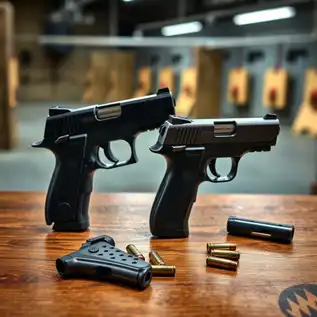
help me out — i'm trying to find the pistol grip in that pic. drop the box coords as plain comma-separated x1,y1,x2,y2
150,149,205,238
46,135,94,232
56,236,152,290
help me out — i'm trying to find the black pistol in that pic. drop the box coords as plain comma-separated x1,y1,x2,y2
32,88,175,232
56,235,152,290
149,114,280,238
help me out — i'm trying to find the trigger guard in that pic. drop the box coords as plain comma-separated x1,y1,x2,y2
209,159,221,177
207,157,240,183
96,137,138,170
103,143,119,164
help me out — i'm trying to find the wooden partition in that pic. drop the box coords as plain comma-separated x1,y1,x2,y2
158,67,175,92
9,57,19,108
133,67,153,98
0,2,18,149
83,50,135,103
176,67,197,117
105,51,135,102
83,51,114,102
176,48,222,118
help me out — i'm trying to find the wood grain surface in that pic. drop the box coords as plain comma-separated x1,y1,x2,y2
0,192,317,317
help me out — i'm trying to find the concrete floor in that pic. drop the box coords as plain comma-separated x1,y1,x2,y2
0,102,316,194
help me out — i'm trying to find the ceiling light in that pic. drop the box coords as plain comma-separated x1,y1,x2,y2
233,6,296,26
161,21,203,36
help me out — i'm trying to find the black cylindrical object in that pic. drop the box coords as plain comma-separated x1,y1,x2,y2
227,216,294,243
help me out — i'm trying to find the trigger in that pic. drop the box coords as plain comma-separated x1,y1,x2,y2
229,157,240,179
209,159,221,177
103,143,119,164
126,136,138,164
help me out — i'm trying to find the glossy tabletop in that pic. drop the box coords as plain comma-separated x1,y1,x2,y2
0,192,316,317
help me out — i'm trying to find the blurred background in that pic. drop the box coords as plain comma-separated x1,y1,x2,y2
0,0,316,194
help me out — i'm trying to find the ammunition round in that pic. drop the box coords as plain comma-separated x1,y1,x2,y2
206,243,237,253
149,250,165,265
210,250,240,260
151,265,176,277
206,256,238,270
126,244,145,260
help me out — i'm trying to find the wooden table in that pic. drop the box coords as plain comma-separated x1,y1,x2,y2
1,192,317,317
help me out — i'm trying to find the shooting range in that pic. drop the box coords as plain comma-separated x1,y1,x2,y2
0,0,317,193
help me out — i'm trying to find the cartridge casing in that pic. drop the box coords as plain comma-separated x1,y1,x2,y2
210,250,240,260
126,244,145,261
149,250,165,265
206,243,237,253
206,256,238,270
151,265,176,276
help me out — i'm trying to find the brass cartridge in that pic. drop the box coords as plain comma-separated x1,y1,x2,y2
206,243,237,253
210,250,240,260
149,250,165,265
206,256,238,270
126,244,145,261
151,265,176,276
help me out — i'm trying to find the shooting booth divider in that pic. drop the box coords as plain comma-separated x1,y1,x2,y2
83,50,135,103
0,2,18,149
176,66,197,117
83,51,111,102
9,57,18,109
105,51,135,102
158,67,175,92
133,67,153,98
176,48,222,118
